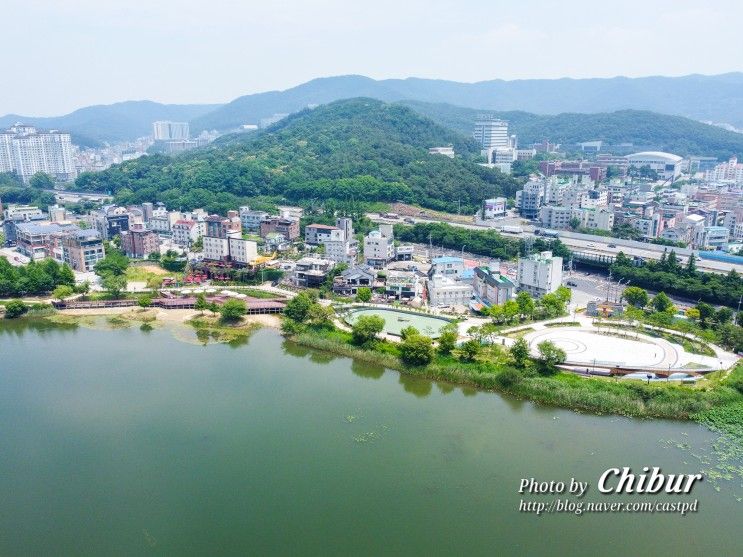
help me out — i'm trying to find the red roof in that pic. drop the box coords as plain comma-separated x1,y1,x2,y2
307,223,339,230
174,219,196,227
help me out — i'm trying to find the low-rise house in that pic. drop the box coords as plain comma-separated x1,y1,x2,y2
333,265,376,296
385,270,421,300
305,223,338,245
239,206,269,233
295,257,334,287
395,244,414,261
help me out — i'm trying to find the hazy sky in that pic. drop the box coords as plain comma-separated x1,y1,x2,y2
5,0,743,116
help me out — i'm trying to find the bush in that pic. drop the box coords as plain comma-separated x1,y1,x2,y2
399,334,434,366
4,299,28,319
496,368,522,388
219,299,247,322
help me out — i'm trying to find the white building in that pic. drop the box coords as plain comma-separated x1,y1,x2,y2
483,197,507,219
428,146,455,158
363,229,394,268
473,116,510,151
626,151,683,181
517,251,563,297
202,236,230,261
239,206,269,232
172,220,201,248
0,124,76,182
428,274,473,307
152,121,189,140
228,237,258,264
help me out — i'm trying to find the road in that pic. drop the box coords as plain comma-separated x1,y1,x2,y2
368,213,742,275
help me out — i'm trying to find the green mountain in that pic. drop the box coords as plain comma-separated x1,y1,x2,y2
401,101,743,159
0,101,220,147
191,73,743,132
74,98,522,214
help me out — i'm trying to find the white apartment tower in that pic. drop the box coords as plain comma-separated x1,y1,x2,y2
152,121,190,140
0,124,76,182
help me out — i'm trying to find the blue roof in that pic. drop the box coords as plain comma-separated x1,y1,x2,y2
432,256,463,264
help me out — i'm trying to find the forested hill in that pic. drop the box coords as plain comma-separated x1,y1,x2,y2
0,101,220,147
74,98,522,214
400,101,743,159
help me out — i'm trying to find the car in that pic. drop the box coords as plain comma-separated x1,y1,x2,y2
586,242,596,247
607,243,617,248
566,280,578,287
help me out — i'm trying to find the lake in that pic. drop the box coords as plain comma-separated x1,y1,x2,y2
0,319,740,556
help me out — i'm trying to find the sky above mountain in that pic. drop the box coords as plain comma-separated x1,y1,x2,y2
5,0,743,116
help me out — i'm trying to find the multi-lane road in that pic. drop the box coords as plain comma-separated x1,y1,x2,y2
368,213,742,274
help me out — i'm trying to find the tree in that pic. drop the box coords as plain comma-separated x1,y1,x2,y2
219,299,247,322
536,341,566,374
399,334,434,366
355,287,372,303
307,303,334,327
351,314,385,345
458,339,481,362
29,172,54,190
516,291,535,320
696,302,715,324
685,308,700,321
510,337,531,368
400,325,420,340
685,253,697,274
4,299,28,318
651,292,673,313
284,292,315,322
568,216,581,230
437,324,458,355
95,249,129,277
52,285,74,301
138,295,153,308
714,307,733,325
622,286,649,308
101,273,127,298
195,293,208,313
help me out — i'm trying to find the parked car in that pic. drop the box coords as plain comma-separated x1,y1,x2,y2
566,280,578,287
607,243,617,248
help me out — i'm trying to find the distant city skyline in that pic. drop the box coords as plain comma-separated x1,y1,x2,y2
4,0,743,116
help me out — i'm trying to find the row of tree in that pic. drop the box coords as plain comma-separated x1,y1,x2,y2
0,257,75,297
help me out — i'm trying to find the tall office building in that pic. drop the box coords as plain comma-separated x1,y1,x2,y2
473,116,510,150
0,124,76,182
152,121,190,140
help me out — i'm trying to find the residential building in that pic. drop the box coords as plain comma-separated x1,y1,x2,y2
228,237,258,265
152,121,189,140
516,251,563,297
260,217,299,240
93,206,130,240
363,230,394,268
427,274,473,307
277,206,303,221
172,220,201,248
121,222,160,259
386,270,422,300
0,123,76,182
696,226,730,250
203,236,230,261
239,206,269,232
472,266,515,306
14,222,78,260
305,223,338,245
59,229,105,272
516,179,548,219
428,256,467,279
395,244,414,261
295,257,334,287
333,265,376,296
483,197,507,219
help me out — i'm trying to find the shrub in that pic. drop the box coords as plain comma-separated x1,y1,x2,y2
4,299,28,319
399,334,434,366
219,299,247,322
496,368,522,388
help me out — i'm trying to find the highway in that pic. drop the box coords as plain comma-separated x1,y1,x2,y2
367,213,742,274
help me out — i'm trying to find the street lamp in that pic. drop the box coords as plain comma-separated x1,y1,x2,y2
461,245,467,259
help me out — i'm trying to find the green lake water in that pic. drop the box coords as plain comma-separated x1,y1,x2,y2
0,319,741,556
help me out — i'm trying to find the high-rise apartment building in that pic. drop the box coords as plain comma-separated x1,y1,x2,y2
152,121,190,141
0,124,76,182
